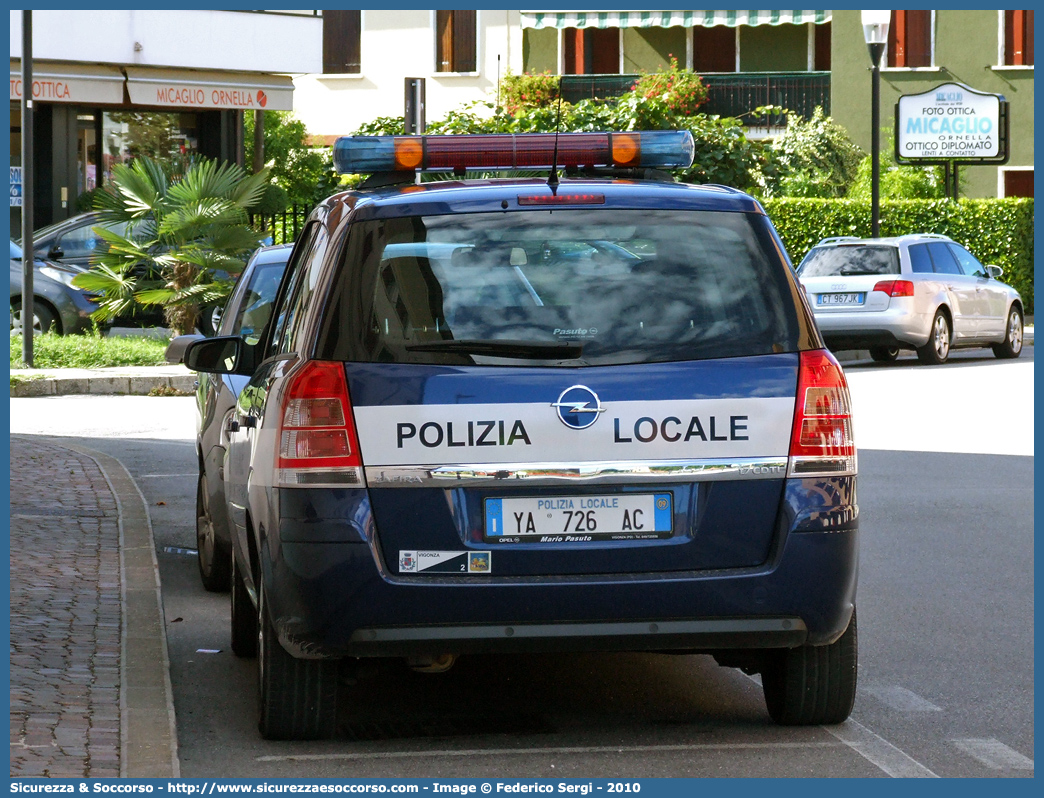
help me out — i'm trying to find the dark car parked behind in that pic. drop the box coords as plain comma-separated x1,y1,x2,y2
166,244,294,590
10,240,101,335
23,211,230,333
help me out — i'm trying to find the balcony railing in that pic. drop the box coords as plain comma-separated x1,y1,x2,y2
559,71,831,129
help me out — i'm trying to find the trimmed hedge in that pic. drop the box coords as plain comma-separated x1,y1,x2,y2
762,198,1034,313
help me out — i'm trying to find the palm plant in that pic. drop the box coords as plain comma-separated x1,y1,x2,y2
73,156,270,335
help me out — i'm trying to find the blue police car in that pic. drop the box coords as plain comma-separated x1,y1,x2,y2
185,131,859,740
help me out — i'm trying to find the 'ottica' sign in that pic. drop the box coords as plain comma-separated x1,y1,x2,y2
896,83,1003,160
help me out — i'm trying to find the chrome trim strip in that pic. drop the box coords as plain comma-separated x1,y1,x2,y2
365,457,790,487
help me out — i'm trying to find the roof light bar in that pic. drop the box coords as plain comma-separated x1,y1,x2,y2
333,131,695,174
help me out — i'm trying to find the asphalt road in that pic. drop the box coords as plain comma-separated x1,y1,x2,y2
9,347,1034,778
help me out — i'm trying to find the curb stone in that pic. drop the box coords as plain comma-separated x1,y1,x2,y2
10,368,196,398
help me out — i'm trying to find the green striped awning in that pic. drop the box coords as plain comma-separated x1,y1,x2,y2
520,10,831,29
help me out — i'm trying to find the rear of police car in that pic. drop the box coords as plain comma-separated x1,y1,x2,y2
218,132,858,738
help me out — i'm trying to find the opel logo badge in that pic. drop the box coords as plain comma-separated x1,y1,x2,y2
552,385,605,430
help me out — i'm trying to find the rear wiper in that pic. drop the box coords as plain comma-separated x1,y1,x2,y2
838,268,876,276
404,338,584,359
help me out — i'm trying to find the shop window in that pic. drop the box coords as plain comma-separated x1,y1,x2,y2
814,22,831,70
322,10,361,74
436,10,477,73
692,25,736,73
564,28,621,74
888,11,932,68
1004,10,1034,66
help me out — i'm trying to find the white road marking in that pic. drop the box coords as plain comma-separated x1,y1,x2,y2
257,741,843,763
139,473,196,479
863,686,943,712
738,672,937,778
952,738,1034,770
824,720,939,778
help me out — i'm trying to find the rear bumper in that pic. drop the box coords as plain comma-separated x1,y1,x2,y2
346,616,809,656
812,303,931,349
262,481,859,658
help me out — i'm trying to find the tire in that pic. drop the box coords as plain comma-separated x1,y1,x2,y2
198,303,223,336
11,299,59,336
196,472,231,592
762,608,858,726
868,345,900,363
230,548,258,658
916,310,951,365
257,584,339,740
992,306,1023,359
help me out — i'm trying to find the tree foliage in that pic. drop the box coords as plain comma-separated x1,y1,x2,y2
245,111,341,210
72,156,269,335
762,107,864,198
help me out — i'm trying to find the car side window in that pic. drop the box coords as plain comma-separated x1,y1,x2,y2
908,244,933,274
926,242,961,275
229,262,288,346
948,244,987,278
280,225,330,355
267,224,320,358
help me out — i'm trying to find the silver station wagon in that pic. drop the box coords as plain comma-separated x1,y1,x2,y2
796,234,1024,364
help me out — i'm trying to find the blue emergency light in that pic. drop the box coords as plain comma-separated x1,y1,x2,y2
333,130,695,174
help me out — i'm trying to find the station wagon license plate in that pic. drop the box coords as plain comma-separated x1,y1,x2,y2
484,493,673,543
818,292,865,306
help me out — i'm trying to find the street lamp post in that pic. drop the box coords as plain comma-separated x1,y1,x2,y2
862,10,890,238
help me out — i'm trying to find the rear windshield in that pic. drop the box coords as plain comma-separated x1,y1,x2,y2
317,209,800,367
797,245,900,277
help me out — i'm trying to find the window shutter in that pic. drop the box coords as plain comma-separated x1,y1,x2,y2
452,10,477,72
1006,10,1034,66
436,10,453,72
906,11,931,67
564,28,583,75
323,10,361,74
888,10,930,68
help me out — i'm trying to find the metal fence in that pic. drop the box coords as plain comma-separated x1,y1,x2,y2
701,72,831,128
559,71,831,128
249,207,311,246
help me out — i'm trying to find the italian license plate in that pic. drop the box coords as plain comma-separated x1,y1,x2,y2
818,292,865,306
484,493,673,543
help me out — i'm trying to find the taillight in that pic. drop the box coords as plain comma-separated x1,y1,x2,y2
788,350,857,477
276,360,365,488
873,279,915,297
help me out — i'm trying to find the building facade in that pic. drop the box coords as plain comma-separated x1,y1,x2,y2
10,9,321,230
830,9,1033,198
293,10,523,144
292,9,834,140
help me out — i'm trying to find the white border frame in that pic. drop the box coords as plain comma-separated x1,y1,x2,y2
997,166,1035,198
430,9,482,78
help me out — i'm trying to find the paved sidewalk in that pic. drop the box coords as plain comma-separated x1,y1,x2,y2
9,436,179,778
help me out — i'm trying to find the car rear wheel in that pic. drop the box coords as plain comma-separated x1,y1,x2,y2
916,310,951,365
196,472,231,592
11,299,59,336
761,608,857,726
992,306,1023,359
868,345,900,363
257,583,339,740
230,549,258,658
